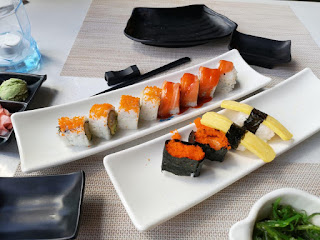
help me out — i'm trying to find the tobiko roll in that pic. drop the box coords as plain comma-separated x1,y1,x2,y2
162,139,205,177
118,95,140,129
140,86,161,121
180,73,199,108
158,81,180,118
189,118,230,162
198,67,220,98
58,116,92,146
216,60,237,93
89,103,117,139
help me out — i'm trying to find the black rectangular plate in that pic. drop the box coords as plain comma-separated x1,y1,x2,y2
0,72,46,145
124,4,237,47
228,30,291,69
0,171,85,240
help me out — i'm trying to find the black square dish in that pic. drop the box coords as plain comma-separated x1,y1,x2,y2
0,72,46,145
124,4,237,47
0,171,85,240
228,30,291,68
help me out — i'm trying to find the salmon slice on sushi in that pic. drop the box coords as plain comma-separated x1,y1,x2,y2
216,60,238,93
118,95,140,130
198,67,220,99
140,86,162,121
158,81,180,118
58,116,92,146
89,103,117,139
180,73,199,108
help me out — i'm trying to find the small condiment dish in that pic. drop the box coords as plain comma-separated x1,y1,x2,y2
229,188,320,240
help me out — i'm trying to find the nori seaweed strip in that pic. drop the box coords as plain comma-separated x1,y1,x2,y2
243,108,268,133
162,139,205,177
226,123,246,149
188,131,228,162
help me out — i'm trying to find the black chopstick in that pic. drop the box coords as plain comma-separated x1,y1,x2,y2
92,57,191,96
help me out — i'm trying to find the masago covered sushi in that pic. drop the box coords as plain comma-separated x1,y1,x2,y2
118,95,140,129
58,116,92,146
89,103,117,139
162,132,205,177
140,86,162,121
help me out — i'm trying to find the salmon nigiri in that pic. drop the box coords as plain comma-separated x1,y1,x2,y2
216,60,237,93
180,73,199,108
158,81,180,118
198,67,220,98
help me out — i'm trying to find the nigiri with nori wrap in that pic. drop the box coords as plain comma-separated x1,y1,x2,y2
221,100,293,141
201,112,276,163
189,118,230,162
162,138,205,177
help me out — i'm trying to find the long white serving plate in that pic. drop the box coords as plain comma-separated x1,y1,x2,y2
12,50,271,173
104,68,320,231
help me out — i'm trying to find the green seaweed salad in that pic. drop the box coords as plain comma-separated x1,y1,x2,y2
253,198,320,240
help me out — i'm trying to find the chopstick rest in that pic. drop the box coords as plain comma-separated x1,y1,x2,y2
105,65,141,86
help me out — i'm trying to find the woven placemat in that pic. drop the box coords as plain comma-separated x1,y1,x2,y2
60,0,320,88
15,161,320,239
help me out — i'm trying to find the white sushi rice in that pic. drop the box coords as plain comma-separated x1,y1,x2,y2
140,91,160,121
59,130,91,147
216,67,237,93
118,109,139,129
89,117,111,140
228,111,275,151
169,107,179,115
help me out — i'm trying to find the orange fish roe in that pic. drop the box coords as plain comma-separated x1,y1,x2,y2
119,95,140,113
89,103,114,119
58,116,85,133
143,86,161,103
166,140,205,161
218,60,234,74
194,117,231,150
170,129,181,140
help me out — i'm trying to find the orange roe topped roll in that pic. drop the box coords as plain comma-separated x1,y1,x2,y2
118,95,140,129
142,86,161,104
166,140,205,161
89,103,114,119
140,86,161,121
119,95,140,113
58,116,86,133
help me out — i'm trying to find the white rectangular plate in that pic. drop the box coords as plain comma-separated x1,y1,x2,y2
104,68,320,231
12,50,271,173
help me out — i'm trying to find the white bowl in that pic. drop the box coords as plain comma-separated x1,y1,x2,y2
229,188,320,240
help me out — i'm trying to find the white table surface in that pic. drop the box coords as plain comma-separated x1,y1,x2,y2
1,0,320,176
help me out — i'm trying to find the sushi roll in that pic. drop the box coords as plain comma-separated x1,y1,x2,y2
216,60,237,93
140,86,161,121
88,103,117,139
162,139,205,177
189,118,231,162
118,95,140,129
198,67,220,99
221,100,293,141
58,116,92,146
201,112,276,163
180,73,199,108
158,81,180,118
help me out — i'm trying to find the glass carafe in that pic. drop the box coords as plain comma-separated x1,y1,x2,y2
0,0,41,72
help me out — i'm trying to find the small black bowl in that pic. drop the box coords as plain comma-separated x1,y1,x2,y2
0,72,46,145
228,30,291,69
124,4,237,47
0,171,85,240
